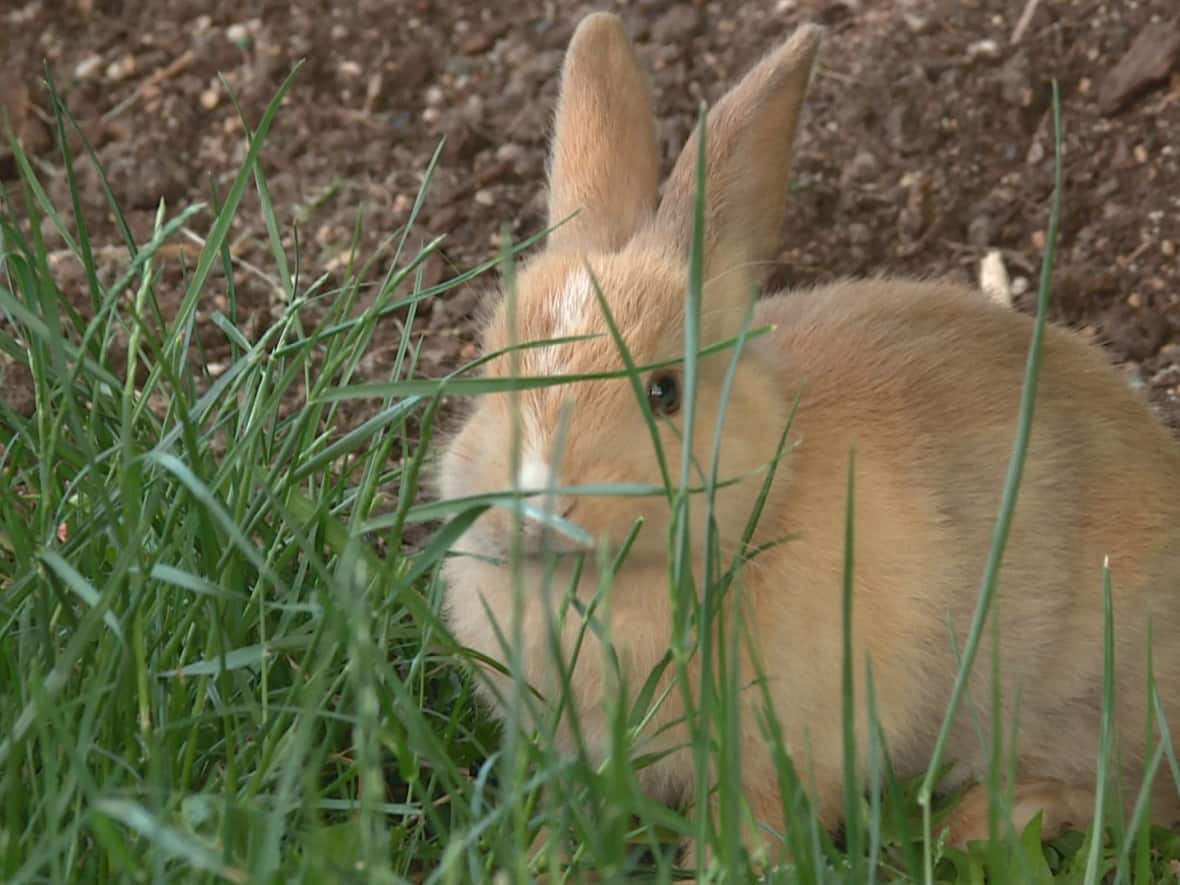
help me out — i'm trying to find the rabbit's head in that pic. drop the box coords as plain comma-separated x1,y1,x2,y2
437,14,823,564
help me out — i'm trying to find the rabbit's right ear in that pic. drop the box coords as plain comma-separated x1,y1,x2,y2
649,24,822,290
545,13,661,253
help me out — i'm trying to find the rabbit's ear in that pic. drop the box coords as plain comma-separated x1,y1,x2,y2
546,13,660,253
650,24,822,284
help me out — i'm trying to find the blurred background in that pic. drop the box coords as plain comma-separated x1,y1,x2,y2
3,0,1178,431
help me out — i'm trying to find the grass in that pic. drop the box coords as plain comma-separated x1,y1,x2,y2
1,69,1179,884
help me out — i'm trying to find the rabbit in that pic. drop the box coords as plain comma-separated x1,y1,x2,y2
436,11,1180,868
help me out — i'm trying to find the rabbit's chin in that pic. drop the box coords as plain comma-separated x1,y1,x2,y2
452,507,682,572
456,536,596,566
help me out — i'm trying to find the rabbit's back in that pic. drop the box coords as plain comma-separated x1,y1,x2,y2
753,277,1180,562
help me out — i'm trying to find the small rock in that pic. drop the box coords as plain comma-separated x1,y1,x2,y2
74,54,103,79
474,188,495,207
226,23,251,48
1098,19,1180,114
1026,137,1045,165
199,88,219,110
903,12,932,34
496,142,525,164
105,53,136,81
980,250,1012,308
1012,276,1030,297
967,39,1000,61
313,223,336,247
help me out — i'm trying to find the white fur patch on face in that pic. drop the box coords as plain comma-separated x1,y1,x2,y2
516,454,555,494
553,268,593,337
535,269,592,376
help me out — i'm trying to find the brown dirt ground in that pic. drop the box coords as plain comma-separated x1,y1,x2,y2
3,0,1179,443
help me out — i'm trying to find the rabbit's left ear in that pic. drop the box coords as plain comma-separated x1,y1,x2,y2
546,13,661,253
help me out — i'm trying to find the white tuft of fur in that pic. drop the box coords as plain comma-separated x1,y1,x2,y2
554,268,593,336
516,454,555,494
535,269,593,375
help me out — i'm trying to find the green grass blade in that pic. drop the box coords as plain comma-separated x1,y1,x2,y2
918,80,1065,876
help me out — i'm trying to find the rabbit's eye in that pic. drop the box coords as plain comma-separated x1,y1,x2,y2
647,373,681,416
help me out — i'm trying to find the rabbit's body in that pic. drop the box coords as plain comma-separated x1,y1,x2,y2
438,12,1180,863
748,279,1180,823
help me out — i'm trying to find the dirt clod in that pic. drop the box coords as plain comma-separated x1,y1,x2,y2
1098,18,1180,114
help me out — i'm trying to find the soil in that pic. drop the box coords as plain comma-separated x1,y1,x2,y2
3,0,1179,441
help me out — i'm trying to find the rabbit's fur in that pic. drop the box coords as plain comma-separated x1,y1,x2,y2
437,12,1180,861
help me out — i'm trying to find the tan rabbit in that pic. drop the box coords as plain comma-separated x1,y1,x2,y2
437,12,1180,866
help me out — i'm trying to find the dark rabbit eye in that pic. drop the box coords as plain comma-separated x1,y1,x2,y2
647,373,681,416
